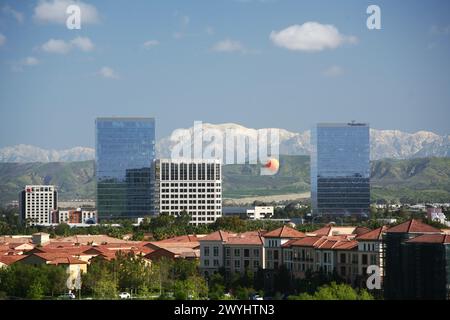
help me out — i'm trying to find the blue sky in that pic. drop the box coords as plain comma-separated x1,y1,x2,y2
0,0,449,149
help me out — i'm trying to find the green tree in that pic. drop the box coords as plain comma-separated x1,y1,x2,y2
27,281,45,300
288,282,374,300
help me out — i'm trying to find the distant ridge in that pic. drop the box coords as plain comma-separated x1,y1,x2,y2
1,124,449,162
0,156,449,205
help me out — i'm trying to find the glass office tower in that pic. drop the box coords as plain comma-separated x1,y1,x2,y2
311,122,370,216
95,117,155,220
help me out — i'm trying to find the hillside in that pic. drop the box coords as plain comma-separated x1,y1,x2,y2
0,156,449,205
0,161,95,204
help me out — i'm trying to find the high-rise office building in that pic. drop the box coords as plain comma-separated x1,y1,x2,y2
95,117,155,220
152,159,222,225
19,185,58,225
311,122,370,215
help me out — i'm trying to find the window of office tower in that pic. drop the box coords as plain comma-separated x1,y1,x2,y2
95,117,155,220
311,122,370,216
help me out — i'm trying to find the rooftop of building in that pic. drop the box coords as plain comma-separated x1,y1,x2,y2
385,219,442,234
263,225,305,238
405,234,450,244
356,226,388,241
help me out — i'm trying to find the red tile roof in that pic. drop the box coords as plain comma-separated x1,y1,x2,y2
317,239,339,249
406,234,450,244
311,226,331,236
225,234,263,245
0,255,26,265
47,256,88,265
385,219,442,234
353,226,372,235
263,226,305,238
200,230,234,242
356,226,388,241
333,240,358,250
157,235,199,243
286,236,324,248
22,253,87,265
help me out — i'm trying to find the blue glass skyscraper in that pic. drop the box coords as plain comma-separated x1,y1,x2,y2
311,122,370,216
95,117,155,220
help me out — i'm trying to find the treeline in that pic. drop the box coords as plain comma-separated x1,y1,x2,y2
0,252,374,300
0,264,67,299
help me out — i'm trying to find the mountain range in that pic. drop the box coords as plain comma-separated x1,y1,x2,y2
1,156,449,205
1,123,449,162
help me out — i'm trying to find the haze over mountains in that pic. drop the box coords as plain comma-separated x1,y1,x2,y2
1,123,449,163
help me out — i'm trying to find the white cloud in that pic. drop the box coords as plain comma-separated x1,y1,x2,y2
11,56,40,72
2,5,24,23
33,0,99,25
205,26,215,35
211,39,246,53
143,40,159,49
40,37,94,54
71,36,94,52
0,33,5,46
23,57,40,66
323,65,344,77
97,66,119,79
181,15,190,27
270,22,357,52
41,38,72,54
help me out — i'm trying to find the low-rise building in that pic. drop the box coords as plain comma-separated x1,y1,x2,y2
54,208,97,224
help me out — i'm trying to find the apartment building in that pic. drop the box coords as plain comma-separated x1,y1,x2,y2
199,223,389,290
224,231,264,273
199,230,231,276
383,219,444,299
152,159,222,225
264,226,306,270
19,185,58,226
199,230,265,276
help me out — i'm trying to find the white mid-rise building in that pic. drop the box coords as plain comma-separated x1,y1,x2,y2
20,185,57,225
55,208,97,224
247,206,274,220
153,159,222,225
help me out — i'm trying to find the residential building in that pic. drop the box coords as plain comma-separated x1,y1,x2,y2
402,234,450,299
95,117,156,220
311,122,370,216
19,185,58,226
199,230,231,276
199,230,264,276
263,226,305,270
224,231,264,273
383,219,443,300
152,158,222,225
19,253,88,290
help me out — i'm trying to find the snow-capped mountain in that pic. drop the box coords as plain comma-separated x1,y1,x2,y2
1,124,449,162
156,123,450,160
0,145,95,162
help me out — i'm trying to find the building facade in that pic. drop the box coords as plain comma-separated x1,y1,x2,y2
19,185,58,225
311,122,370,216
152,159,222,225
383,219,445,300
199,231,264,276
95,117,156,220
53,209,97,224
